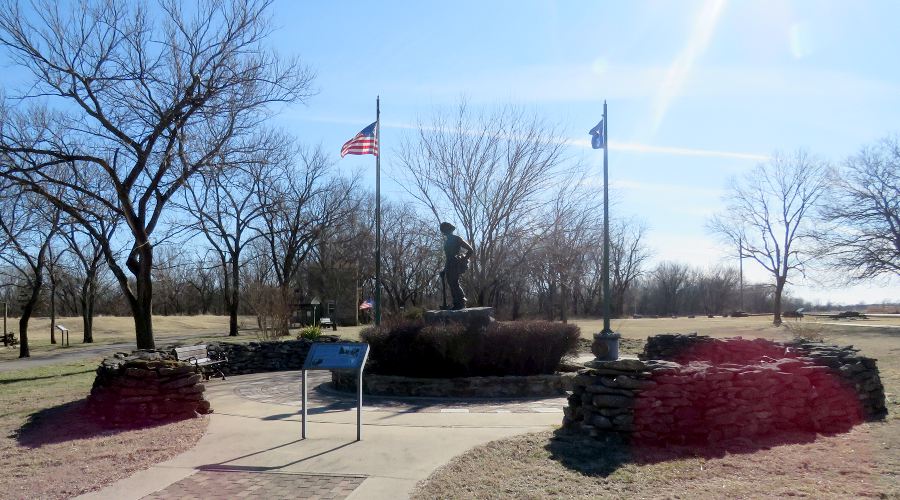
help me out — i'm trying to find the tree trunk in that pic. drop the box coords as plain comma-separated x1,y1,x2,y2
81,277,95,343
511,290,520,320
130,245,155,350
229,258,240,336
18,307,31,358
49,282,57,344
773,278,785,326
82,303,94,343
18,285,40,358
614,287,626,319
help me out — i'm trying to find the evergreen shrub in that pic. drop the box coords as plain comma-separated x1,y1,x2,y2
361,319,579,377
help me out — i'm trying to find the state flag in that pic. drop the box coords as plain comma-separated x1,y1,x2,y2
589,120,605,150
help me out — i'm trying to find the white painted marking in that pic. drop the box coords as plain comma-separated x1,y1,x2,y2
531,408,563,413
440,408,470,413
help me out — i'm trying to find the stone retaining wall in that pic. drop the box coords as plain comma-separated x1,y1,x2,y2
333,371,575,398
205,336,342,375
563,335,887,444
88,350,211,426
641,334,886,419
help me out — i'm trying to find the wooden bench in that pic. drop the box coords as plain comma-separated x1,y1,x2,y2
1,333,17,347
173,345,227,381
319,317,338,331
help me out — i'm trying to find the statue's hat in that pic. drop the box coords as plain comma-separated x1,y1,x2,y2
439,222,456,233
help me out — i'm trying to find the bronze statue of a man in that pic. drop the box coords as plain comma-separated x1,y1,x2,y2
440,222,474,310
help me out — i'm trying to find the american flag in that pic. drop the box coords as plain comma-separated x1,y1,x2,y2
341,122,378,157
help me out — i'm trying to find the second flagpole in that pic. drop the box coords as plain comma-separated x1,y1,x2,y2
601,100,612,334
374,96,382,326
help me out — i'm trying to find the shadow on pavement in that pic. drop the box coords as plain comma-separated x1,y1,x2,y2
197,440,358,472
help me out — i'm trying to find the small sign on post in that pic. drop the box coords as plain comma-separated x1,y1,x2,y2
55,324,70,347
301,342,369,441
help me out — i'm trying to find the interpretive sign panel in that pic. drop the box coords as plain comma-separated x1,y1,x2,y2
303,342,369,371
302,342,369,441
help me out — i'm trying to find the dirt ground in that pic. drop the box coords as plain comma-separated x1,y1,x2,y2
415,315,900,499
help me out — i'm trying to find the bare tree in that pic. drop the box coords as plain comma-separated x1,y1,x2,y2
152,246,191,315
0,185,60,357
697,265,739,315
0,0,312,349
650,261,691,316
376,203,439,312
45,240,64,344
396,102,573,307
186,255,220,316
609,218,651,317
182,131,287,335
709,151,828,325
820,136,900,281
533,180,600,322
58,221,112,343
258,145,359,334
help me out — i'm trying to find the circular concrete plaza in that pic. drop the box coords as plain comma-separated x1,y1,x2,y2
234,370,567,414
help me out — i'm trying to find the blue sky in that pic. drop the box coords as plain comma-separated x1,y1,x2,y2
267,0,900,304
2,1,898,304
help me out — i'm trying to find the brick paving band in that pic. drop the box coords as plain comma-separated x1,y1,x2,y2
142,470,365,500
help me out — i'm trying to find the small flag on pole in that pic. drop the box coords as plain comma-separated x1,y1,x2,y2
341,122,379,157
359,299,374,310
589,120,605,149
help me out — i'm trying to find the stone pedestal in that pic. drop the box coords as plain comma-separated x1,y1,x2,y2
591,332,620,360
424,306,495,330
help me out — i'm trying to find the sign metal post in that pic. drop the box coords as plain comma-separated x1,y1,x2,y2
301,342,370,441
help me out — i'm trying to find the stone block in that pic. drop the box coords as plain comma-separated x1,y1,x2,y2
423,307,495,329
592,394,633,408
585,358,646,372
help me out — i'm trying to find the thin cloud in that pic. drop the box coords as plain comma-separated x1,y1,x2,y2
608,178,725,199
304,115,768,161
568,137,768,161
650,0,726,133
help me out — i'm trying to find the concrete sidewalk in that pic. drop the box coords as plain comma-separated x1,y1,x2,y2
79,371,561,499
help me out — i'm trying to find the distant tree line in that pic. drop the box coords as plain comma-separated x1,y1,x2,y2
1,1,897,357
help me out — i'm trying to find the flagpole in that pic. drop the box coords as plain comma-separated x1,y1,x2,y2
601,100,612,334
739,237,744,311
374,96,382,326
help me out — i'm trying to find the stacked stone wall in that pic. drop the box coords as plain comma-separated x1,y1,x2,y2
88,351,211,426
641,334,886,419
563,335,887,444
205,335,342,375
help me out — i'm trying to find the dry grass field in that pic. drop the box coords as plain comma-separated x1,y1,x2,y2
0,314,368,362
415,315,900,499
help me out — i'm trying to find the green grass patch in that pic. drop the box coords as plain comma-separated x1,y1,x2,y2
0,361,97,422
